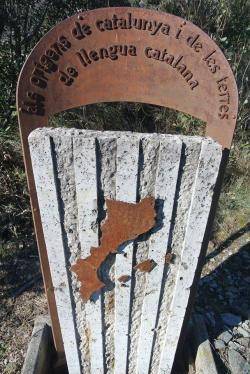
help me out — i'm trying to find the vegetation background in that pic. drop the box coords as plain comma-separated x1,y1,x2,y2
0,0,249,260
0,0,249,371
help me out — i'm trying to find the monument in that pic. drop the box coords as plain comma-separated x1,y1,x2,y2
17,7,238,374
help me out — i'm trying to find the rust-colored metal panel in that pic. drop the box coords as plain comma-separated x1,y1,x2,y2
16,7,238,355
71,196,155,301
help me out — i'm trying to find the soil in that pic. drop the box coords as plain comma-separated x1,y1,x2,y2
0,246,47,374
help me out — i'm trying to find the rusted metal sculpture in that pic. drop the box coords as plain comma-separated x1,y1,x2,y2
17,7,238,358
71,196,155,301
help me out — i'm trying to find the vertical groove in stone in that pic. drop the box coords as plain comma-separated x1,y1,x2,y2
53,134,95,373
51,135,84,369
114,135,140,374
70,135,91,374
97,137,117,374
150,138,202,373
127,135,160,374
158,139,222,373
28,133,82,374
73,136,104,374
136,136,182,374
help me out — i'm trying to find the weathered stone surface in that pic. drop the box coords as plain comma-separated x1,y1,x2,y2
238,326,250,338
228,349,250,374
21,316,53,374
192,314,218,374
214,339,226,350
29,128,222,374
218,331,232,344
237,337,249,348
242,321,250,333
29,134,82,374
195,226,250,373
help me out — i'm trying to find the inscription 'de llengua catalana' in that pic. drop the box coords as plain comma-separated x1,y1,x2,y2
76,44,198,90
21,12,231,121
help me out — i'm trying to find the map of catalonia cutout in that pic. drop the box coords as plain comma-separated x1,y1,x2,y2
71,197,156,300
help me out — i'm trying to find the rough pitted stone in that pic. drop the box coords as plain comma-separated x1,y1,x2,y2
192,314,218,374
21,316,53,374
238,326,250,338
218,331,232,344
237,337,249,348
228,349,250,374
29,129,222,374
214,339,226,350
242,321,250,333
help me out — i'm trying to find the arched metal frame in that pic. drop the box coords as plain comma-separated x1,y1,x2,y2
17,7,238,357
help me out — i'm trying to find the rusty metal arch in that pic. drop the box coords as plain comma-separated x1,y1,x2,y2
16,7,238,357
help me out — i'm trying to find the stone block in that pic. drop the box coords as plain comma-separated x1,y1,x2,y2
21,316,53,374
29,129,222,374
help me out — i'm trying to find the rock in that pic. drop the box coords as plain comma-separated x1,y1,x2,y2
228,349,250,374
228,341,239,350
221,313,241,327
232,340,247,354
218,330,232,344
21,315,53,374
214,339,225,350
237,326,250,338
192,314,218,374
237,337,249,348
242,321,250,333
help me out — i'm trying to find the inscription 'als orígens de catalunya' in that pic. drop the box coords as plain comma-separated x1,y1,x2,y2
21,12,233,121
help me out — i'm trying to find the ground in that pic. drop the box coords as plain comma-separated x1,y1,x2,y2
195,224,250,373
0,246,47,374
0,226,249,374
